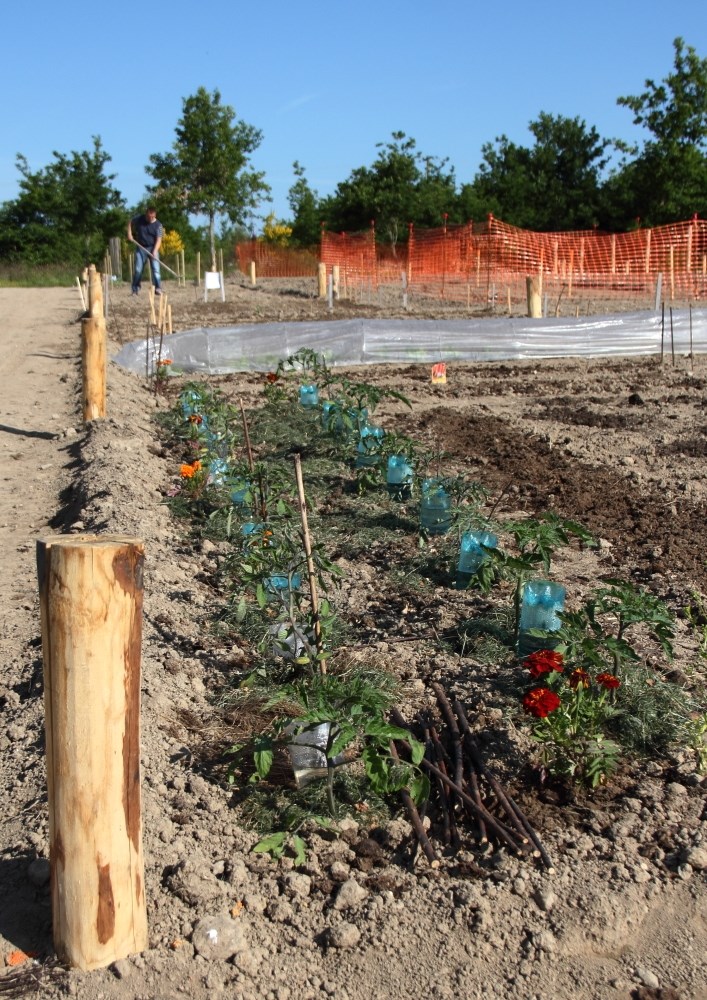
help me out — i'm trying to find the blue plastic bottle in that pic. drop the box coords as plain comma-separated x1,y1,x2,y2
517,580,566,657
456,530,498,588
207,458,229,486
419,478,452,535
265,571,303,599
321,400,335,430
355,425,385,468
386,455,413,501
299,384,319,408
231,480,251,507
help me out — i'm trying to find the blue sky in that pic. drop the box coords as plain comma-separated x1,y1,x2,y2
1,0,704,232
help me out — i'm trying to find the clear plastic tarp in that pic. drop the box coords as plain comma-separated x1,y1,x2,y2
113,310,707,375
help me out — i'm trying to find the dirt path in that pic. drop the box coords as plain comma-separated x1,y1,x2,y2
0,288,81,677
0,283,705,1000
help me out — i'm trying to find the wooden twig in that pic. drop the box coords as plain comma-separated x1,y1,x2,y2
389,710,526,855
238,398,255,472
389,740,438,866
292,454,326,674
423,719,456,848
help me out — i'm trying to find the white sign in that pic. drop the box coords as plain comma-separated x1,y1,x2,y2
204,271,221,290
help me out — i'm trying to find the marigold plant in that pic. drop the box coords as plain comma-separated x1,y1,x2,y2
520,649,621,787
161,229,185,257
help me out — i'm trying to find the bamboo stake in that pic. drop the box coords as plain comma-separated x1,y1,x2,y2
690,303,694,374
670,306,675,367
148,286,156,325
37,535,147,970
167,303,172,335
292,454,326,673
196,251,201,286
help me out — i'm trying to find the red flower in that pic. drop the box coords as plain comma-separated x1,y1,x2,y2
524,649,564,679
569,668,590,689
188,414,203,425
522,687,561,718
596,672,621,690
266,372,280,383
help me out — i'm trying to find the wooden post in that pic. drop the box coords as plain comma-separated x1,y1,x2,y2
148,286,156,325
37,535,147,971
317,262,327,298
249,260,256,285
526,276,541,318
218,248,224,274
611,234,616,274
644,228,652,274
332,264,340,299
82,314,106,421
195,251,201,287
82,266,106,421
167,304,172,335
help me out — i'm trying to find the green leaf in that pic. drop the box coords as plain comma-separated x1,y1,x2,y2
253,748,274,778
291,834,307,867
253,832,287,858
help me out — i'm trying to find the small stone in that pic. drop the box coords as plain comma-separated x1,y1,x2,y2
533,887,556,912
683,846,707,870
110,959,132,980
327,922,361,949
636,967,660,989
191,914,247,960
333,879,368,910
329,861,351,882
282,873,311,898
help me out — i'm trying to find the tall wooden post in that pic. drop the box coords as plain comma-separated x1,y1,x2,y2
37,536,147,971
526,276,542,318
332,264,340,299
82,265,106,421
317,262,327,298
249,261,256,285
195,251,201,286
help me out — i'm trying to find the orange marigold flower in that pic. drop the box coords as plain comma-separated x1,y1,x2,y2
524,649,564,679
569,668,591,689
180,463,195,478
192,460,202,472
188,414,203,424
522,687,561,718
596,672,621,689
159,358,173,366
266,372,280,383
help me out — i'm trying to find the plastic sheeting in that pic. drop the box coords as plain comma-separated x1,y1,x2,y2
113,309,707,375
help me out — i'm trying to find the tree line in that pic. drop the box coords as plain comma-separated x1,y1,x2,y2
0,37,704,270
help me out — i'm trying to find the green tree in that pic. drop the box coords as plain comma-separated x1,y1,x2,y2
469,113,609,230
147,87,270,270
0,136,124,266
321,132,457,249
287,161,321,247
608,37,707,225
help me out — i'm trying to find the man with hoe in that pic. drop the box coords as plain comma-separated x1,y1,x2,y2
127,206,163,295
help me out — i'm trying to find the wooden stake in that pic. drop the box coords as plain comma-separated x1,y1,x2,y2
317,262,327,298
196,251,201,286
292,454,326,673
82,313,106,420
75,276,86,312
37,535,148,971
167,303,172,335
332,264,340,299
148,286,156,325
249,261,256,285
526,276,541,318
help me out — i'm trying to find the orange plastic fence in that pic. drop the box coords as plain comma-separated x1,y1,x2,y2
235,240,318,278
237,217,707,306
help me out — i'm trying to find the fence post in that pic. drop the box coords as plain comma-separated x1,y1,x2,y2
332,264,340,299
526,276,542,318
195,251,201,287
37,535,148,971
317,262,327,298
82,265,106,421
249,261,256,285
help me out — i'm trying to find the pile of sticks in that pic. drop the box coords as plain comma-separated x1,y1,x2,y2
390,682,553,872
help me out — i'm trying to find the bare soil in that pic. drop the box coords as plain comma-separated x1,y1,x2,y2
0,275,705,1000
